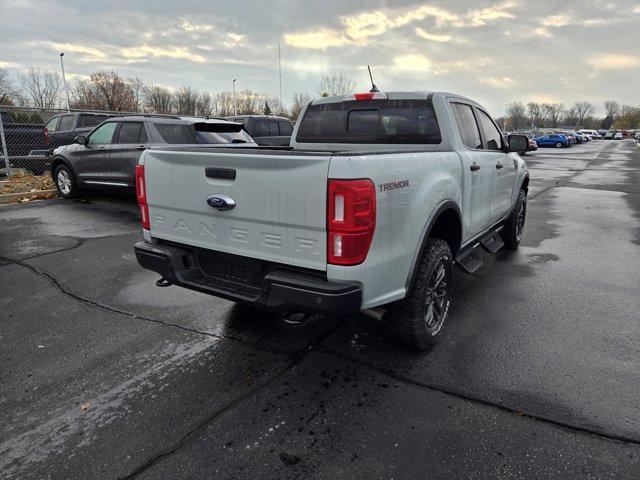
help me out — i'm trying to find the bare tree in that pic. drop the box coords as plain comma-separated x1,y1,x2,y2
174,86,198,116
505,101,527,131
317,73,356,97
541,103,564,128
526,102,542,129
213,91,234,117
72,70,136,111
129,77,145,112
19,69,62,108
195,91,214,117
290,93,313,119
572,101,594,127
236,89,261,115
603,100,620,119
143,85,173,113
0,68,19,105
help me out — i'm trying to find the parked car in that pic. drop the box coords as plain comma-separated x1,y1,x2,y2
0,109,48,174
527,138,538,152
225,115,293,146
50,115,257,198
534,134,570,148
579,129,601,139
604,130,616,139
134,90,530,350
44,112,114,151
557,131,580,144
614,132,623,140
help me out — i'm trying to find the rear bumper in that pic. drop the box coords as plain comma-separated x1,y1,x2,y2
134,241,362,315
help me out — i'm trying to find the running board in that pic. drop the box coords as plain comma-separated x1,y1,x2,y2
456,248,483,274
479,226,505,254
455,225,505,274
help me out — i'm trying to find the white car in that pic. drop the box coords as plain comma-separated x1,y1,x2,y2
614,132,623,140
579,129,601,139
134,91,530,350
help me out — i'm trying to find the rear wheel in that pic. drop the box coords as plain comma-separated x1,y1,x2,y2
501,189,526,249
53,165,80,199
385,238,453,351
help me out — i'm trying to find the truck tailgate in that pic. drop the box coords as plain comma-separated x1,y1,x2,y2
143,149,331,271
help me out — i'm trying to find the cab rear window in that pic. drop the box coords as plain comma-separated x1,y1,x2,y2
296,99,441,144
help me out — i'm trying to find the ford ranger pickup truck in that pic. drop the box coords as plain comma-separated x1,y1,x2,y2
134,91,529,350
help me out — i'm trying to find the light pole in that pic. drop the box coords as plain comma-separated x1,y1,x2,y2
232,78,237,116
59,52,71,111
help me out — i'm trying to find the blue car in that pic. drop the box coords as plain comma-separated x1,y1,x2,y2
534,134,570,148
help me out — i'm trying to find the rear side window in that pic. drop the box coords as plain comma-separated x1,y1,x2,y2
268,121,280,136
279,121,293,136
58,115,74,131
253,120,269,137
116,122,147,144
451,103,482,149
78,114,111,128
45,116,60,132
155,123,197,144
296,98,441,144
477,109,503,150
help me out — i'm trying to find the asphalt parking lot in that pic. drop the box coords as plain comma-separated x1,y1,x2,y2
1,139,639,479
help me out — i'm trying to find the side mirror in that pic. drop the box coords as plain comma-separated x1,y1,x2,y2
507,134,528,153
75,135,87,145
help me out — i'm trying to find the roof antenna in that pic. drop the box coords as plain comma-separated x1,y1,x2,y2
367,65,379,92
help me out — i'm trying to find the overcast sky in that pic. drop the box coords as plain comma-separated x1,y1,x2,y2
2,0,639,115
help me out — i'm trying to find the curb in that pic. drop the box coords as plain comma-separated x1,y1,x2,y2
0,189,58,205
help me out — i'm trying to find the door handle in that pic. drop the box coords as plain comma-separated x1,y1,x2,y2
470,163,480,171
136,146,146,151
496,162,504,170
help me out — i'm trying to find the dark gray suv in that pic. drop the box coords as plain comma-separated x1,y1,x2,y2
50,115,256,198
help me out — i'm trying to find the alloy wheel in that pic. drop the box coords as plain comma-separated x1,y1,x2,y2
424,257,451,332
57,169,72,195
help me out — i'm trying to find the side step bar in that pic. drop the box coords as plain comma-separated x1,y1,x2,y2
455,225,505,274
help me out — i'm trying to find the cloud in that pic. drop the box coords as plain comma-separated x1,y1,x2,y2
414,28,454,43
283,29,350,50
177,18,214,33
393,54,433,72
121,45,206,63
588,55,639,70
635,5,640,13
534,27,553,38
42,42,107,61
466,2,516,27
479,76,514,88
285,2,517,50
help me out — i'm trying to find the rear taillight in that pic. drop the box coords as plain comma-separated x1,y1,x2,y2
327,179,376,266
135,164,150,230
44,127,50,145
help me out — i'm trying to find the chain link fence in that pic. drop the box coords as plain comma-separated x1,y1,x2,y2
0,106,123,178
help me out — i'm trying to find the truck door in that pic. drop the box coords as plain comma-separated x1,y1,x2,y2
475,108,516,222
450,102,496,240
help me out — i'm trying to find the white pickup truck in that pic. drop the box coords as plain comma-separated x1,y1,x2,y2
134,91,529,350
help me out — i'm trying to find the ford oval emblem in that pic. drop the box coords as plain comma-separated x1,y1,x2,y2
206,194,236,211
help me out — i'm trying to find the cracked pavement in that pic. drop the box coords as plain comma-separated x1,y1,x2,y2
1,140,639,479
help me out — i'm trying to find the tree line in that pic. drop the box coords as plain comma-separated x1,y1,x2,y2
500,100,640,131
0,68,358,120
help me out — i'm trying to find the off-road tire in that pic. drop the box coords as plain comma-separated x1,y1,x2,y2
385,238,453,351
501,189,526,249
53,164,80,199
